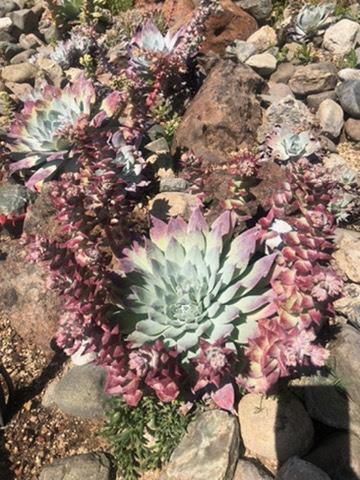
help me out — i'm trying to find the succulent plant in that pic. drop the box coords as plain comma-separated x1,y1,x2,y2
114,209,277,360
7,76,96,190
264,127,320,163
129,20,184,72
292,3,334,41
50,29,94,69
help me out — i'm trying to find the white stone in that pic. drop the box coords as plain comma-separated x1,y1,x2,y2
323,19,360,56
246,53,277,76
317,99,344,138
247,26,277,53
339,68,360,82
0,17,12,30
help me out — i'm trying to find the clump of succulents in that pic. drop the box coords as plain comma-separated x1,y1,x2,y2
291,3,334,42
100,208,279,405
6,77,128,191
50,28,95,69
262,126,321,164
241,158,342,391
7,76,96,190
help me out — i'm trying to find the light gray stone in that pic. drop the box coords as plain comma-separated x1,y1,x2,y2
39,453,113,480
336,80,360,119
10,48,35,64
0,0,18,16
246,53,277,76
317,98,344,138
289,63,338,96
238,392,314,468
159,176,188,192
226,40,257,63
247,26,277,53
19,33,44,50
339,69,360,82
276,457,330,480
160,410,240,480
1,62,37,83
323,19,360,56
0,17,12,31
345,118,360,142
334,228,360,283
8,9,38,34
234,0,272,20
263,95,314,131
261,82,293,105
234,459,273,479
306,91,337,111
270,62,295,84
329,322,360,407
335,283,360,328
43,364,107,418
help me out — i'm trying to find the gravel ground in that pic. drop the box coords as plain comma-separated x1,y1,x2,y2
0,312,107,480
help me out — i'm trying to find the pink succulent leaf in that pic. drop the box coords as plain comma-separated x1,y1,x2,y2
211,383,237,415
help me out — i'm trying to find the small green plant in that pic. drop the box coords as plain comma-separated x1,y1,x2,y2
79,53,96,77
294,44,317,64
103,396,194,480
276,46,289,63
105,0,133,14
341,49,358,69
270,0,289,25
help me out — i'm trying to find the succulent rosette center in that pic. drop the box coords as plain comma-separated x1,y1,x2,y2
114,209,278,360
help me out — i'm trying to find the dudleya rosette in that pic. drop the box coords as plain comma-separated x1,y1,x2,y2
129,20,184,72
7,76,96,190
292,3,334,41
265,127,320,163
114,209,277,360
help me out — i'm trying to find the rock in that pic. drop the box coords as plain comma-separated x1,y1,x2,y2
260,82,293,105
288,63,338,97
262,95,314,133
145,137,169,154
10,48,35,64
301,375,349,431
329,323,360,407
246,53,277,76
226,39,257,63
337,80,360,118
0,240,60,354
345,118,360,142
8,9,38,35
234,0,272,20
43,365,107,418
160,410,240,480
0,41,23,60
317,99,344,138
1,62,37,83
200,0,258,54
23,184,63,242
334,229,360,283
172,60,264,162
19,32,44,50
323,19,360,56
159,177,188,192
238,392,314,469
305,433,360,480
0,18,13,31
149,192,200,221
334,283,360,328
0,182,30,219
323,153,356,180
306,91,337,112
36,57,63,87
233,459,273,479
270,62,295,84
0,0,18,16
4,80,32,100
339,69,360,82
276,457,330,480
39,453,113,480
247,26,277,53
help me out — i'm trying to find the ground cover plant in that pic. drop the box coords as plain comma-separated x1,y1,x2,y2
1,0,359,478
